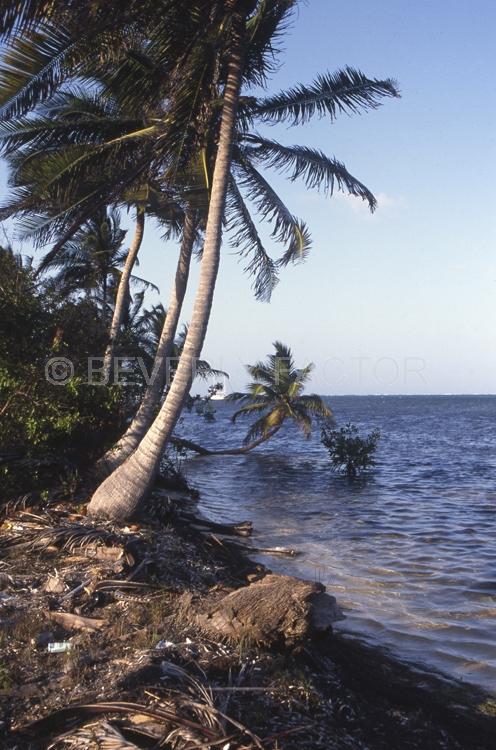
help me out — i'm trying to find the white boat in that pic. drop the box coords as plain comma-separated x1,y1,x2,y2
211,385,227,400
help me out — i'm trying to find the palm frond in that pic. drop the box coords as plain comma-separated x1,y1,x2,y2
251,67,400,126
290,404,313,438
245,361,279,387
244,0,296,86
128,272,159,294
234,154,313,262
0,0,57,42
226,177,279,302
231,400,270,423
296,394,333,420
0,22,78,119
0,522,126,554
244,135,377,209
271,340,294,368
243,410,284,445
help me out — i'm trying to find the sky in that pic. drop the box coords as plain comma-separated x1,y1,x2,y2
2,0,496,395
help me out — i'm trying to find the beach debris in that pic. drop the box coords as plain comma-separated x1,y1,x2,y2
18,670,267,750
83,543,124,562
155,639,175,650
60,578,94,602
43,572,68,594
49,611,106,631
247,545,300,558
0,522,134,556
47,642,72,654
34,631,55,648
191,573,344,646
180,512,253,537
0,571,14,590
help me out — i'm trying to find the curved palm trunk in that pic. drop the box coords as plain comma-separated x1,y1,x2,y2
103,210,145,381
98,208,196,474
88,8,247,520
170,425,281,456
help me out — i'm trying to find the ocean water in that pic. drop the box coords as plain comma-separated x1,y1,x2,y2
180,396,496,694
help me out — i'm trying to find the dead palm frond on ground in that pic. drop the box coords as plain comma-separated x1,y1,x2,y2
19,662,270,750
0,521,127,554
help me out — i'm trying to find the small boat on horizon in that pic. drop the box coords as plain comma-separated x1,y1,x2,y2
211,385,228,401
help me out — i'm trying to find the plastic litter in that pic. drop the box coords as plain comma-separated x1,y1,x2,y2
47,641,72,653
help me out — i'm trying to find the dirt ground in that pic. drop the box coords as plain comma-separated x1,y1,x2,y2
0,492,495,749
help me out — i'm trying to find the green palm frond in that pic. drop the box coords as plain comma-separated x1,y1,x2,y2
271,340,295,370
246,362,278,387
294,362,314,384
0,22,79,119
226,177,279,302
225,391,251,403
231,400,270,423
244,0,296,86
291,404,313,438
243,409,285,445
234,153,313,263
251,67,400,126
244,135,377,209
296,394,333,420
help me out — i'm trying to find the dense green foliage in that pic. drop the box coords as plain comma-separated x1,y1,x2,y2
321,423,380,477
0,246,128,497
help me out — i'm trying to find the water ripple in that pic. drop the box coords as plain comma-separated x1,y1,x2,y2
181,395,496,694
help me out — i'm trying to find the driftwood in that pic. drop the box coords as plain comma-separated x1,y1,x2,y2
239,544,300,558
49,612,106,631
179,512,253,538
183,573,343,647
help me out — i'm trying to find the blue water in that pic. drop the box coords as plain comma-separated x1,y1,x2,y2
180,396,496,694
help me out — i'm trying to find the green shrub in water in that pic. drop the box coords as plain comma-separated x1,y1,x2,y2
321,423,380,477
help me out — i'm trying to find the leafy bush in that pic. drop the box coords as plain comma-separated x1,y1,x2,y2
321,423,380,476
0,247,128,499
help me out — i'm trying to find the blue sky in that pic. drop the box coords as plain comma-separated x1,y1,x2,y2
2,0,496,394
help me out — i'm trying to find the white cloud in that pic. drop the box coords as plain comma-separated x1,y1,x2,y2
336,191,405,217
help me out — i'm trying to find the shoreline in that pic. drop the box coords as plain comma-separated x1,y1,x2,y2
0,488,495,748
192,481,496,700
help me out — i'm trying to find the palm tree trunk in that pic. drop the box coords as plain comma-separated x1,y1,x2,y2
98,207,196,474
102,210,145,381
102,275,108,324
88,6,247,520
170,425,282,456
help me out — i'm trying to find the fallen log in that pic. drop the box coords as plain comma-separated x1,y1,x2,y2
184,573,343,647
179,512,253,537
241,545,300,558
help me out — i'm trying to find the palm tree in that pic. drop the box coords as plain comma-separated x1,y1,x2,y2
225,342,332,451
98,204,199,471
102,207,145,379
88,1,399,519
0,2,220,388
0,1,399,518
0,61,384,476
174,341,332,456
39,209,155,324
125,299,226,387
88,0,257,518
